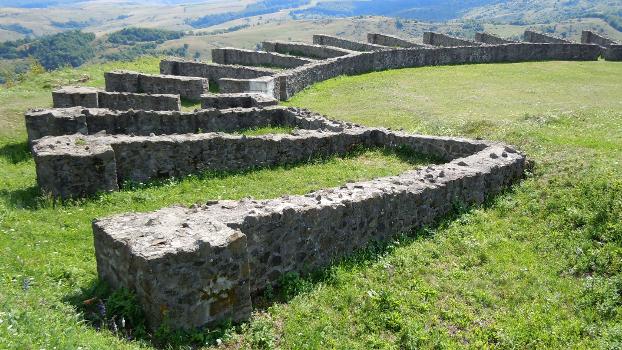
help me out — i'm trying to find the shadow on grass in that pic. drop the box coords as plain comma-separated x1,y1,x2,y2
64,176,521,349
0,140,31,164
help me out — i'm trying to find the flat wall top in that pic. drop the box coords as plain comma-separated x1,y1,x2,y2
95,206,242,260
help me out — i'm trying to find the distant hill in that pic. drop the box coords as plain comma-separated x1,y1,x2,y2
293,0,504,22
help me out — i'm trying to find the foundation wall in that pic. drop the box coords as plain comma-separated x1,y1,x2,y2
524,30,571,44
313,34,388,52
212,48,315,69
367,33,426,48
262,41,353,59
104,71,208,101
423,32,483,47
93,134,526,329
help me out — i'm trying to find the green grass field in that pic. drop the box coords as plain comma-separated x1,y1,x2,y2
1,59,621,349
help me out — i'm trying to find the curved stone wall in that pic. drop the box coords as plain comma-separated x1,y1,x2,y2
25,30,610,331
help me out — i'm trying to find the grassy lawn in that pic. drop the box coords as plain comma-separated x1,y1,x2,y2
1,59,622,349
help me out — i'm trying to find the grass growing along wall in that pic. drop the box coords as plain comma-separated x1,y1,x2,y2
1,59,622,348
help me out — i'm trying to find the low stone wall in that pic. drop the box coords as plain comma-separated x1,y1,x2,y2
104,71,208,101
159,59,277,85
604,45,622,61
262,41,353,59
475,32,516,45
367,33,427,48
33,128,373,198
212,48,315,69
53,87,181,111
581,30,622,61
277,43,601,100
218,76,280,99
201,93,278,109
581,30,617,47
423,32,483,47
524,30,571,44
52,87,99,108
313,34,388,52
25,106,343,142
92,130,527,329
98,92,180,112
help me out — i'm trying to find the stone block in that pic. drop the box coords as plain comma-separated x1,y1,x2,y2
200,93,278,109
313,34,388,51
262,41,354,59
475,32,516,45
52,86,99,108
367,33,427,48
423,32,483,47
211,48,314,69
33,134,119,198
93,206,251,329
105,71,209,101
524,30,571,44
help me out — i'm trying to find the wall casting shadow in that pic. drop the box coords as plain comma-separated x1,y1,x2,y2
63,184,518,349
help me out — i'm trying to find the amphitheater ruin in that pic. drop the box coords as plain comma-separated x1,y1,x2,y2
25,30,620,330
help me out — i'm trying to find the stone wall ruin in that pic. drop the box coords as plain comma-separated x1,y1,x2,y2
581,30,622,61
367,33,428,48
104,71,209,101
523,30,571,44
53,86,181,111
23,29,615,331
423,32,484,47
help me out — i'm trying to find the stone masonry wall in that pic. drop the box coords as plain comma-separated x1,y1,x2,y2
97,92,180,111
212,48,315,69
581,30,617,47
160,59,278,82
33,128,373,198
200,93,278,109
104,71,208,101
262,41,353,59
524,30,571,44
313,34,388,52
25,106,343,142
367,33,427,48
277,43,601,100
92,132,526,329
423,32,483,47
581,30,622,61
52,87,99,108
604,45,622,61
53,87,181,111
475,32,516,45
218,76,280,99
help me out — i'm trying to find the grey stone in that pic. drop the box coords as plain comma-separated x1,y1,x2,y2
93,137,527,330
200,93,278,109
313,34,389,52
524,30,571,44
262,41,354,59
105,71,209,101
423,32,484,47
212,47,315,69
52,86,99,108
97,91,180,111
160,59,278,82
475,32,516,45
367,33,429,48
25,106,344,141
218,76,279,98
581,30,622,61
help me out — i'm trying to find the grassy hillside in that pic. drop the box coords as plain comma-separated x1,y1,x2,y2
1,58,622,349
